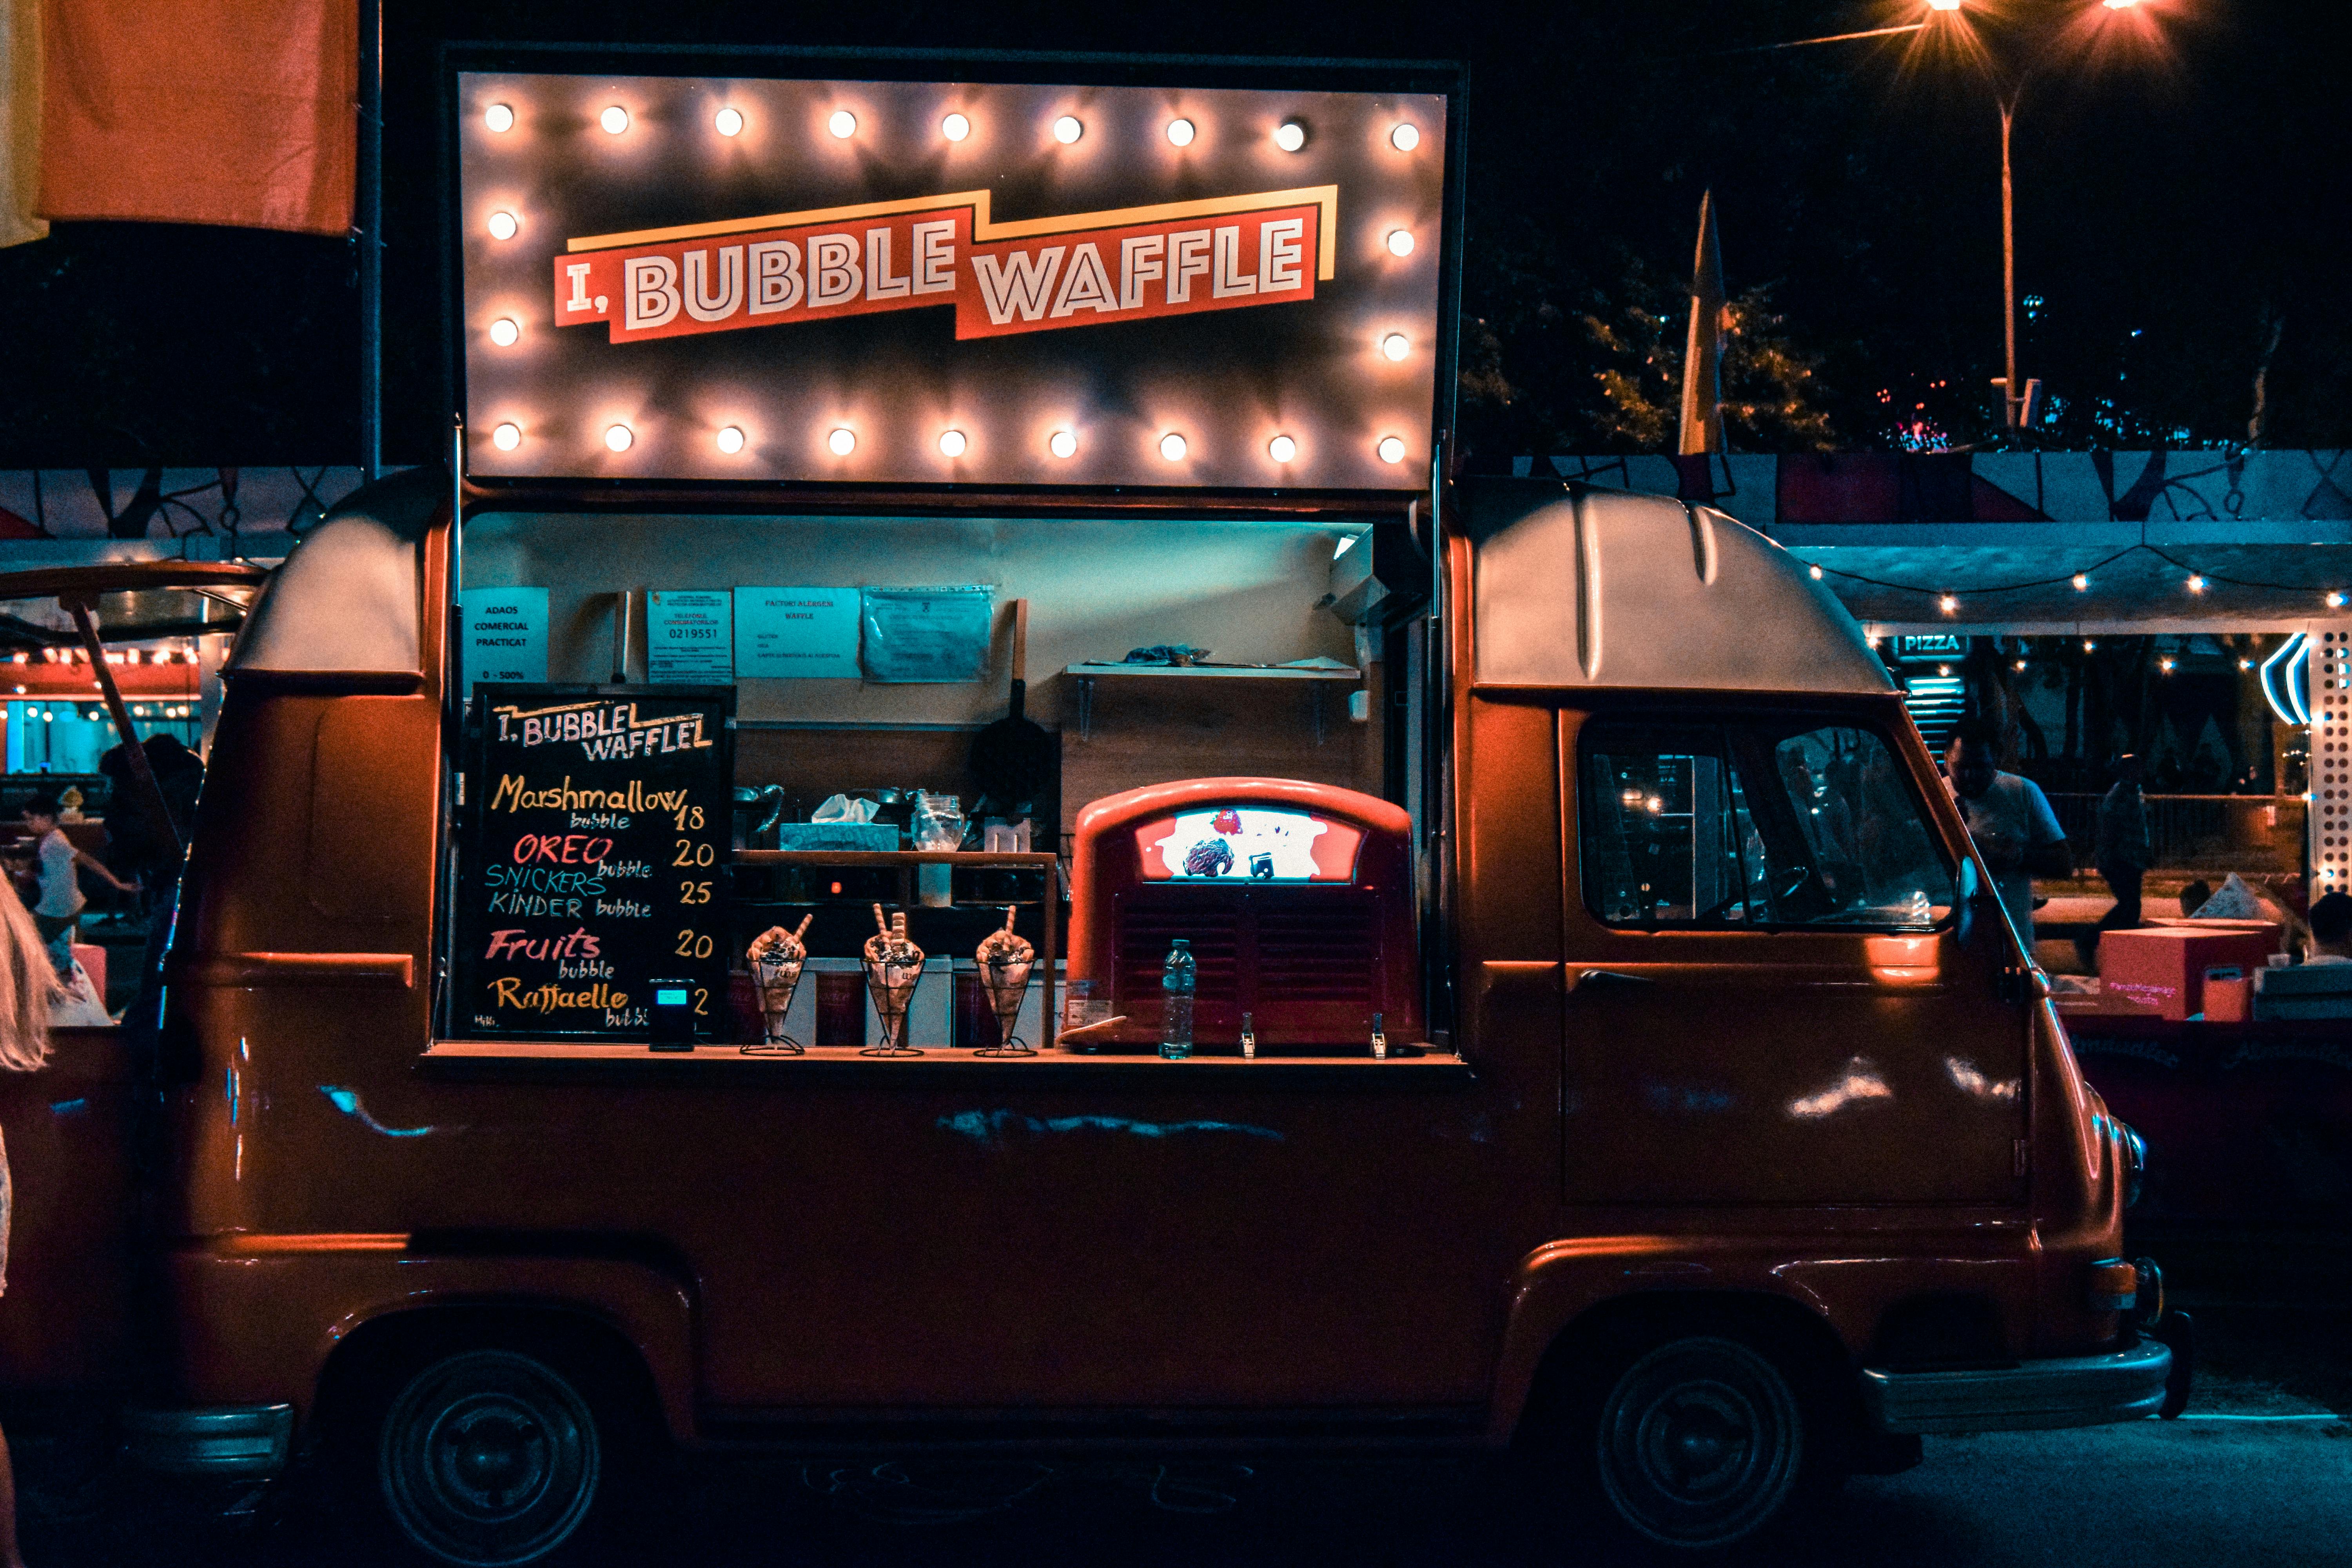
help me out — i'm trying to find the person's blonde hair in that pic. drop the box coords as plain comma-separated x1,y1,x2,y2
0,884,57,1072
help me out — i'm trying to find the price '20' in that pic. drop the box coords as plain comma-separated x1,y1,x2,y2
675,929,713,958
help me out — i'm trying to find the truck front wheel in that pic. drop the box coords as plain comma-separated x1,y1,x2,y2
376,1348,606,1566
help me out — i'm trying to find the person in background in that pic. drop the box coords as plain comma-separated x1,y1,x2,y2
2085,753,2152,967
0,874,61,1568
2178,879,2212,918
2306,892,2352,964
1945,718,2072,948
18,791,137,977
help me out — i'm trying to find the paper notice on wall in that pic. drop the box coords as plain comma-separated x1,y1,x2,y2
647,590,734,681
459,586,549,690
735,586,860,678
860,586,993,683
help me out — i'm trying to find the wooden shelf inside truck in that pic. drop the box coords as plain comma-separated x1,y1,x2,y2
416,1040,1475,1087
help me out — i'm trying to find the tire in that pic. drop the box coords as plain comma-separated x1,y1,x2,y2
374,1347,609,1568
1586,1334,1809,1551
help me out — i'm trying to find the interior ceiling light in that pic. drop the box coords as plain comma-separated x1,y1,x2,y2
491,423,521,451
1273,120,1307,152
488,317,520,347
942,112,970,142
1158,432,1187,461
1387,229,1415,257
1380,333,1410,361
600,106,630,135
714,107,744,137
1390,123,1420,152
827,427,856,456
483,103,514,133
486,210,518,240
1053,115,1084,144
715,426,746,454
828,110,857,139
1048,430,1077,459
1166,118,1195,147
1268,434,1297,463
604,423,633,452
1377,436,1407,464
938,429,968,457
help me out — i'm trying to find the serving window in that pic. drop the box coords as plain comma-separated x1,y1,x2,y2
432,509,1430,1063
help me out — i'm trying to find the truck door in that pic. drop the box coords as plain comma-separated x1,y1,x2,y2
1558,703,2027,1207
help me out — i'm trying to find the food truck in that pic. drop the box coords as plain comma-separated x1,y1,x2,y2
0,48,2184,1565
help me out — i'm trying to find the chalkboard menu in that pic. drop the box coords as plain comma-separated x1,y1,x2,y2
452,684,734,1041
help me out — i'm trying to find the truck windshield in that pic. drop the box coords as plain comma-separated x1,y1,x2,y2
1580,718,1955,931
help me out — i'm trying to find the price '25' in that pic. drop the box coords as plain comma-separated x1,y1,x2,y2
679,880,714,904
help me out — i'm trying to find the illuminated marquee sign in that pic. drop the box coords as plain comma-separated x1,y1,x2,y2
456,69,1451,490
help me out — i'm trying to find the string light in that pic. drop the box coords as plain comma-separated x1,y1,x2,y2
600,106,630,135
2160,657,2176,673
483,103,514,133
2186,575,2207,593
1939,594,1959,614
1274,120,1307,152
1387,229,1415,257
1166,118,1195,146
2083,639,2097,652
941,113,969,142
1268,434,1297,463
1809,564,1824,579
1048,430,1077,459
2073,573,2089,591
1053,116,1083,144
2330,592,2346,609
1159,432,1188,461
714,107,744,137
828,110,857,138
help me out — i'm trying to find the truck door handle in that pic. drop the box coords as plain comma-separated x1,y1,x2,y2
1573,969,1653,993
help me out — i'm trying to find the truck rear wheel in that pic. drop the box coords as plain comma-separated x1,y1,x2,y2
1591,1334,1804,1549
375,1348,608,1566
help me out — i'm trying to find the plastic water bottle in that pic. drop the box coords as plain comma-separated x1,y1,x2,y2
1160,939,1196,1060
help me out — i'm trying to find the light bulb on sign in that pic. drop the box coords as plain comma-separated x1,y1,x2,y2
828,110,857,139
1053,115,1083,144
1377,436,1407,465
1390,123,1420,152
1381,333,1410,361
1166,118,1195,147
600,106,630,135
486,211,518,240
938,429,967,458
715,426,746,455
828,427,856,456
941,112,970,142
492,423,521,451
604,424,633,452
488,317,520,347
1048,430,1077,459
1387,229,1415,258
714,107,744,137
483,103,514,133
1159,432,1188,462
1268,434,1297,463
1273,120,1306,152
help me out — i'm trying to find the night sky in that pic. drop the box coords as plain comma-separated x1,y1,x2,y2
1,0,2340,467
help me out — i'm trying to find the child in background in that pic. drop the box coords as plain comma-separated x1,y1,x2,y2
17,791,137,977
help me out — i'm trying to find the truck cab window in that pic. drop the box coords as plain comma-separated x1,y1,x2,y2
1581,719,1953,931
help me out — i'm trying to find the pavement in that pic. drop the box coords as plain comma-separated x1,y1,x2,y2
15,1291,2347,1567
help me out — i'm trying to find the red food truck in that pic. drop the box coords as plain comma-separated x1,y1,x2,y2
0,47,2183,1565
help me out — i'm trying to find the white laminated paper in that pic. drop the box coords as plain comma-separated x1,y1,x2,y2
647,590,734,682
735,586,860,678
860,586,993,683
458,586,548,690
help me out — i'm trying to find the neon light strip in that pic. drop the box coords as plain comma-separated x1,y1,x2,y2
2259,632,2307,727
566,185,1344,281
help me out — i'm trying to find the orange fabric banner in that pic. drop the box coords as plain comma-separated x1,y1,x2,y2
36,0,354,235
